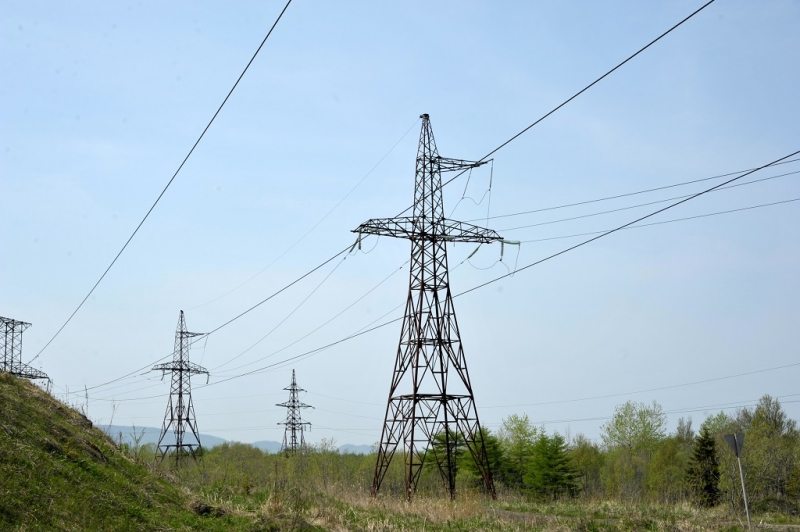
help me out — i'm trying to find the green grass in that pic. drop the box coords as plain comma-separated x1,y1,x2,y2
0,373,259,531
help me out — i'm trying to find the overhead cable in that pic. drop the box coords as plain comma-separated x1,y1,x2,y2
519,197,800,243
455,149,800,298
187,117,419,310
483,360,800,409
30,0,294,363
479,161,800,224
202,149,799,386
81,242,350,393
498,170,800,232
393,0,718,218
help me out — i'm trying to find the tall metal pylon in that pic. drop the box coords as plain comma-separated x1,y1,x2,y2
276,369,312,454
1,316,49,384
354,114,502,500
152,310,208,466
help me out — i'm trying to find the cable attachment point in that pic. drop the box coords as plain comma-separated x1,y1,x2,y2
500,239,521,274
349,233,362,254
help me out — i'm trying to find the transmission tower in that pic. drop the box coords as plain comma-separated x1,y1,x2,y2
152,310,208,467
276,369,312,454
353,114,502,500
1,316,49,384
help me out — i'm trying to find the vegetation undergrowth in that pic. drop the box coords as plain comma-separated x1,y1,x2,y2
4,372,800,530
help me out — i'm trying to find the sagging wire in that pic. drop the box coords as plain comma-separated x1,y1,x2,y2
447,160,494,218
465,244,499,271
349,232,378,254
198,333,210,366
464,237,520,275
210,252,348,372
500,239,521,276
210,260,408,378
358,235,380,254
486,159,494,227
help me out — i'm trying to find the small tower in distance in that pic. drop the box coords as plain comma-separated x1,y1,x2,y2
152,310,208,467
277,369,312,454
1,316,49,384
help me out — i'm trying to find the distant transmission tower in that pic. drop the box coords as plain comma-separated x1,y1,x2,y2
1,316,49,384
277,369,312,454
354,114,502,500
152,310,208,466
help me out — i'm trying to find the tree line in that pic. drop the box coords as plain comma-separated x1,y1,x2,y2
447,395,799,512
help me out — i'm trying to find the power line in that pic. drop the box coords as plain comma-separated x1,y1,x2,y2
307,392,381,407
519,197,800,244
474,157,800,223
36,0,719,388
79,242,389,396
61,182,778,409
198,316,403,387
391,0,718,219
495,168,800,231
455,149,800,299
204,245,352,337
79,129,412,392
212,260,407,376
483,360,800,409
211,253,348,372
30,0,294,363
80,243,351,393
199,149,799,387
187,117,419,311
202,185,790,386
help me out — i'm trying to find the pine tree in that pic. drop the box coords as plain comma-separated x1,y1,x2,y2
459,428,504,487
426,428,466,478
524,432,578,499
686,425,721,507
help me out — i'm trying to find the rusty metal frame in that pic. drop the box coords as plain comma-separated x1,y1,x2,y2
354,114,499,500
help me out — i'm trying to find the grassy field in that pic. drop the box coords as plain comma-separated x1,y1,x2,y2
2,372,799,531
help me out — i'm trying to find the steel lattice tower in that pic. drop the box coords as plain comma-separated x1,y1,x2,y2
353,114,502,500
1,316,49,383
152,310,208,466
277,369,312,454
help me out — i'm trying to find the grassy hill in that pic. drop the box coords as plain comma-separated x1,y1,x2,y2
0,372,259,531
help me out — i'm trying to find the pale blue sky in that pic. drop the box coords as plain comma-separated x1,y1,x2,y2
2,1,799,445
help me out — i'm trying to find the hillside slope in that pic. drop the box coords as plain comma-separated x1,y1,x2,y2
0,372,249,531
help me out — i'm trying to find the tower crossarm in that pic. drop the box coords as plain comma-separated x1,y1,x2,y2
353,217,503,244
11,363,49,381
432,156,487,173
276,399,312,409
152,360,209,376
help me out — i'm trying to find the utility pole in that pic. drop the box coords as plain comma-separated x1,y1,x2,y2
152,310,208,467
1,316,49,385
354,114,502,500
277,369,312,454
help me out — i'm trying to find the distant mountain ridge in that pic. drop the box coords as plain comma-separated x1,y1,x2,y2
102,425,372,454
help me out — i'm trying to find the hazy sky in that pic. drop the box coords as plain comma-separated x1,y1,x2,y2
2,0,799,446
